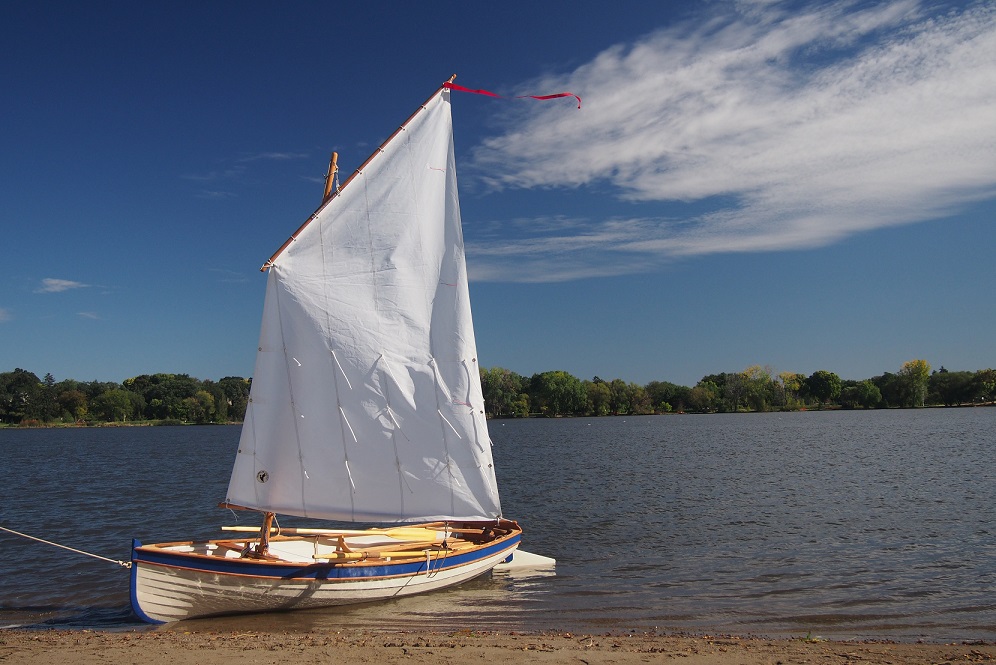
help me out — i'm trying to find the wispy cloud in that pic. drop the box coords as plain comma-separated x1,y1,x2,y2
36,278,90,293
237,151,309,163
209,268,250,284
0,307,11,322
469,0,996,282
196,189,237,200
183,151,309,183
78,311,100,320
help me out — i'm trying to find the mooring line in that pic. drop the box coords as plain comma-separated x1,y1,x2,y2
0,525,132,568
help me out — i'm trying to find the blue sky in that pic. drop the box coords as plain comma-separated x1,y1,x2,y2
2,0,994,388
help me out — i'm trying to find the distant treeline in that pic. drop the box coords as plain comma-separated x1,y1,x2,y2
0,370,249,426
2,360,994,426
480,360,996,418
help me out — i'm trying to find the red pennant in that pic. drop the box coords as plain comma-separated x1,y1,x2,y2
444,82,581,109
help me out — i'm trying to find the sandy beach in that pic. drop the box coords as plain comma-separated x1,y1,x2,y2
3,628,993,665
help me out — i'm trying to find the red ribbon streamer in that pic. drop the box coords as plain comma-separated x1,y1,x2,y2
444,82,581,109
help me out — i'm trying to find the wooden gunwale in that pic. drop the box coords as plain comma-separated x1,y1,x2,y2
134,518,519,569
133,533,518,580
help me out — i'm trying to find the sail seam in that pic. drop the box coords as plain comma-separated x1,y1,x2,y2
272,270,310,517
318,182,356,520
378,360,413,508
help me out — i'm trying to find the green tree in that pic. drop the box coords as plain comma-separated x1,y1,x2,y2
778,372,807,410
687,381,720,412
742,365,776,412
529,370,586,416
218,376,251,421
645,381,689,413
182,390,216,423
624,382,653,415
585,379,612,416
928,369,976,406
90,388,145,421
57,389,88,422
870,372,902,407
899,359,931,407
974,369,996,403
0,368,41,424
36,373,60,422
480,367,527,418
124,373,199,419
608,379,630,414
839,380,882,409
805,370,842,408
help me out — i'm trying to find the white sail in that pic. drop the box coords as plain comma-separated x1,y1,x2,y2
226,87,502,522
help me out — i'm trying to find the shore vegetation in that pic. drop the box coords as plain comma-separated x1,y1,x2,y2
1,360,993,426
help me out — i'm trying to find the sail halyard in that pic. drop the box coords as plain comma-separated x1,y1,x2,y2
226,83,502,524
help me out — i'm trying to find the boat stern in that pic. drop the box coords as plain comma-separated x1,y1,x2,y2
130,539,167,624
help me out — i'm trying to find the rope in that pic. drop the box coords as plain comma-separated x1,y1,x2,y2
0,525,132,569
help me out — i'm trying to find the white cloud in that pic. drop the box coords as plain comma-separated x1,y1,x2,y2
36,278,90,293
78,311,100,320
469,0,996,281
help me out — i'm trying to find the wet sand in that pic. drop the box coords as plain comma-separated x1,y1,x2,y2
3,628,994,665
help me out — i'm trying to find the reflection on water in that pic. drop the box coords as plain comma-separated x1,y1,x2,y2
1,409,994,641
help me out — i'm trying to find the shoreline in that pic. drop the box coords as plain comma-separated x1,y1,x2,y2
2,628,994,665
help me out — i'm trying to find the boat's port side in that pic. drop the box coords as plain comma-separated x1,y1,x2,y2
129,521,522,623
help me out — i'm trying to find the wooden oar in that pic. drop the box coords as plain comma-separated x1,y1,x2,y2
313,545,451,561
220,525,444,541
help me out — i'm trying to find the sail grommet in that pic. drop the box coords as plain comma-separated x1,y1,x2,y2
256,470,269,484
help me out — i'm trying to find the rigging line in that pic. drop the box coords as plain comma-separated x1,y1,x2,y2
0,525,132,569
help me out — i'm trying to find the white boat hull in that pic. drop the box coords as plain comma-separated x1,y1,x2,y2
130,522,521,623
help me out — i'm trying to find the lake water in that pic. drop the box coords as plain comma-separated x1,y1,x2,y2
1,409,993,642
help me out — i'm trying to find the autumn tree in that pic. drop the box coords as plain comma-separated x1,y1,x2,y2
779,372,807,409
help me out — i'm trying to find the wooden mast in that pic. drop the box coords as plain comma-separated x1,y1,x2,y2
322,152,338,202
253,512,275,558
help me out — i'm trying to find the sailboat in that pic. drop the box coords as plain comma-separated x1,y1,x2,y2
129,78,556,623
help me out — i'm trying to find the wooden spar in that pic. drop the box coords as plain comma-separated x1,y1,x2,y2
260,75,458,272
314,542,452,561
221,525,446,539
314,550,439,561
322,151,338,202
